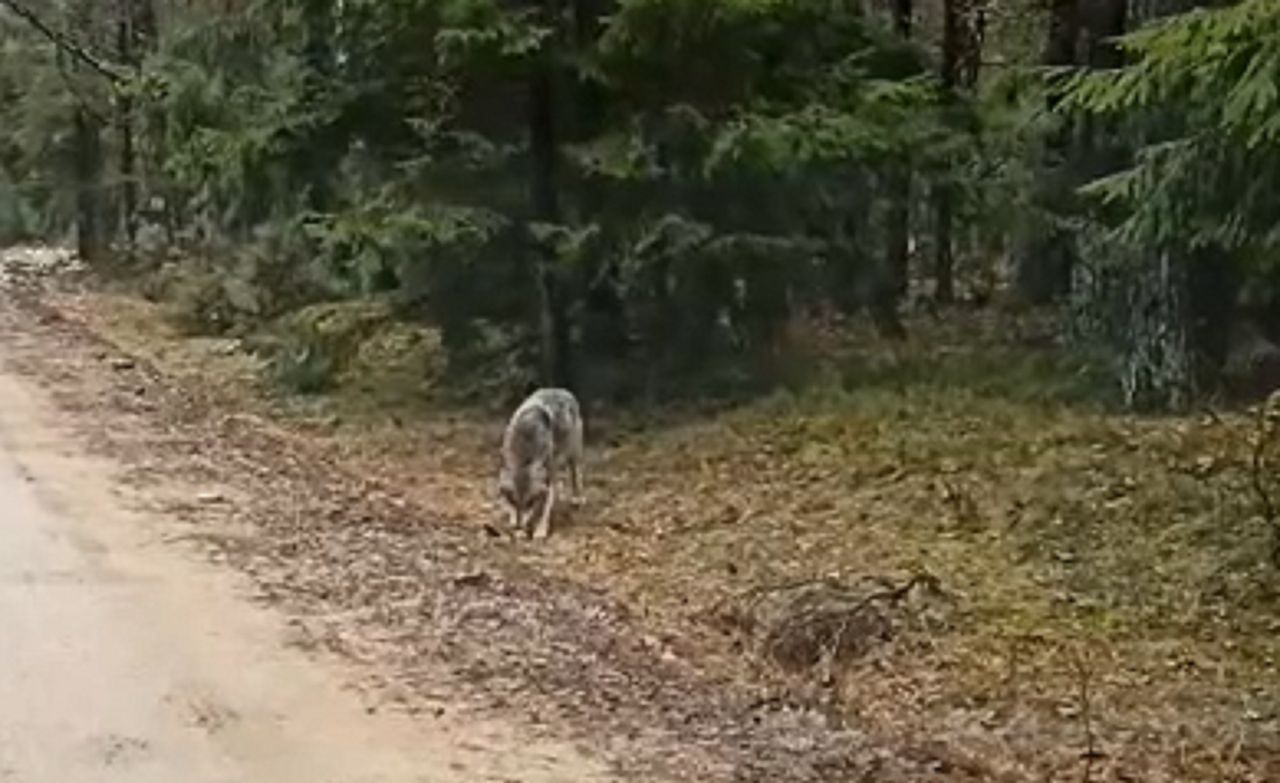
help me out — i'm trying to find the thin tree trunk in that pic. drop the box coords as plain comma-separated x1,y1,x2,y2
871,0,913,338
932,0,984,305
883,178,909,304
115,0,137,250
132,0,162,242
891,0,912,37
120,0,156,251
299,0,337,212
933,190,954,304
933,0,961,305
528,1,575,390
1085,0,1126,69
1044,0,1079,75
572,0,628,372
1015,0,1079,304
53,0,110,262
118,92,137,247
73,107,104,262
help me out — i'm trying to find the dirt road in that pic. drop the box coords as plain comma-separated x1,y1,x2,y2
0,367,612,783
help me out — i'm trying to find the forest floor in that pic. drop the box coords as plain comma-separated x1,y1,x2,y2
3,246,1279,782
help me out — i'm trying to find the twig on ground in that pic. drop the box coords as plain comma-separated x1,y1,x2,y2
1069,644,1105,783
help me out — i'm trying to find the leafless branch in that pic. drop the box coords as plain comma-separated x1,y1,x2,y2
712,571,949,674
0,0,124,83
719,571,946,615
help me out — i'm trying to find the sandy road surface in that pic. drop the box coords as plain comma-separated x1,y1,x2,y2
0,365,612,782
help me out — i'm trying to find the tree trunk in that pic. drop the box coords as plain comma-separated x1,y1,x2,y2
114,0,150,251
118,90,137,248
880,172,910,301
1121,251,1196,412
871,0,913,337
933,0,959,305
73,107,104,262
1069,0,1217,413
56,0,109,262
528,2,575,391
130,0,169,246
1083,0,1126,69
933,190,954,304
891,0,912,36
932,0,984,305
1187,248,1238,391
571,0,629,384
299,0,337,212
1014,0,1079,304
1044,0,1079,74
1016,0,1128,305
1115,0,1215,411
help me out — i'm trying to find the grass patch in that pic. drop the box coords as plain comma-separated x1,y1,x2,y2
837,343,1115,408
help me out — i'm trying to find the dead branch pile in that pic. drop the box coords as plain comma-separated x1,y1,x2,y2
713,573,952,673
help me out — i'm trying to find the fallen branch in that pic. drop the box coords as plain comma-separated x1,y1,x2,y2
713,572,949,673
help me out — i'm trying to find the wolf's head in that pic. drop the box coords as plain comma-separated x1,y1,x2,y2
498,460,549,521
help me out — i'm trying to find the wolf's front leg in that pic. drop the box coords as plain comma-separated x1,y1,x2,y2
532,484,556,540
569,459,584,507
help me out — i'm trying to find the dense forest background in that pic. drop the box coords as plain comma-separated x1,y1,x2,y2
2,0,1278,412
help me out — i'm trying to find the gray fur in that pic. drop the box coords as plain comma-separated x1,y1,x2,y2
497,388,584,539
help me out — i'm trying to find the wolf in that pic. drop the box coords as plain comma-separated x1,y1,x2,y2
497,387,584,539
